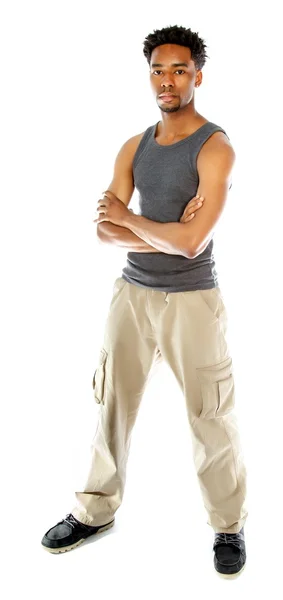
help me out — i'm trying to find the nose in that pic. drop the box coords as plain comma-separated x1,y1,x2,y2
161,72,175,89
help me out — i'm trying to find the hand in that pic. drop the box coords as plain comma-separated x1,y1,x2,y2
93,190,132,226
180,195,205,223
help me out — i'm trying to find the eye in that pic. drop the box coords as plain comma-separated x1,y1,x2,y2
152,69,186,76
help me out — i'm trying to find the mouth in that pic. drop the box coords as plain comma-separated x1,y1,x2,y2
158,94,177,102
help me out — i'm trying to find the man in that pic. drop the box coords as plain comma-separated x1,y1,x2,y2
41,25,248,578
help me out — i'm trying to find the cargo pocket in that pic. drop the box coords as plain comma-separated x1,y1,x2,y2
196,356,235,419
92,348,107,404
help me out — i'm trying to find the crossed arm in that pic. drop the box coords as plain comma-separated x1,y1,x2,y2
97,132,235,259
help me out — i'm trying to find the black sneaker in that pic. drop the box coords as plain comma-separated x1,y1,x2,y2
41,513,115,554
213,527,246,578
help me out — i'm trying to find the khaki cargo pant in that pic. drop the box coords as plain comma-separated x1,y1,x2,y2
72,277,248,534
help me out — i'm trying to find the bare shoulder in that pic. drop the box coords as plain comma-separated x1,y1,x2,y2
197,131,236,177
120,130,146,160
200,130,235,160
111,130,147,178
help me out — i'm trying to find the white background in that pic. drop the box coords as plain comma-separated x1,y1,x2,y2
1,1,282,598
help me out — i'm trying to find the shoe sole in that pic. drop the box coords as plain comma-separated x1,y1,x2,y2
42,519,115,554
215,562,246,579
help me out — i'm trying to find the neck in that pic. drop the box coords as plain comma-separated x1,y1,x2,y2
158,101,201,136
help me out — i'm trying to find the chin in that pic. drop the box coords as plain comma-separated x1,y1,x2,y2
160,105,180,113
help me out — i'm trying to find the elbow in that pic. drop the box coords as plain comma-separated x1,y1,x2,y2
182,231,198,259
186,247,197,259
187,237,211,259
185,240,198,259
186,237,204,259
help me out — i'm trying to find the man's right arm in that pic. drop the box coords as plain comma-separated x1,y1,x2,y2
96,135,161,253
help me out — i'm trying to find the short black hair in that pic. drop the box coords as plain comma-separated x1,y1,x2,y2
143,25,208,71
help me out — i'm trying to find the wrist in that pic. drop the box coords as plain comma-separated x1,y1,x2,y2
122,212,139,229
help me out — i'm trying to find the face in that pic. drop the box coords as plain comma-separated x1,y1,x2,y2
149,44,202,113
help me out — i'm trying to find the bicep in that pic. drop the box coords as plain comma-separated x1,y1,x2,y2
97,138,136,237
104,138,138,207
185,135,235,257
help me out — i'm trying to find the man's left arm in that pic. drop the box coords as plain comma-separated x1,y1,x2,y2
122,132,235,259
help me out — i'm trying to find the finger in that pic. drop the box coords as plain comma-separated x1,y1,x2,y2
183,197,204,219
183,213,195,222
184,195,204,212
194,196,205,204
101,190,118,202
94,215,108,223
94,207,106,222
180,212,194,223
188,200,203,212
192,195,204,207
182,205,199,220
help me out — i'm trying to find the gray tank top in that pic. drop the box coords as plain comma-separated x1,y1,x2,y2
121,120,229,292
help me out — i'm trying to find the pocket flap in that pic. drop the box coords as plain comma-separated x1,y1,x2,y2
196,355,232,384
196,356,234,419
